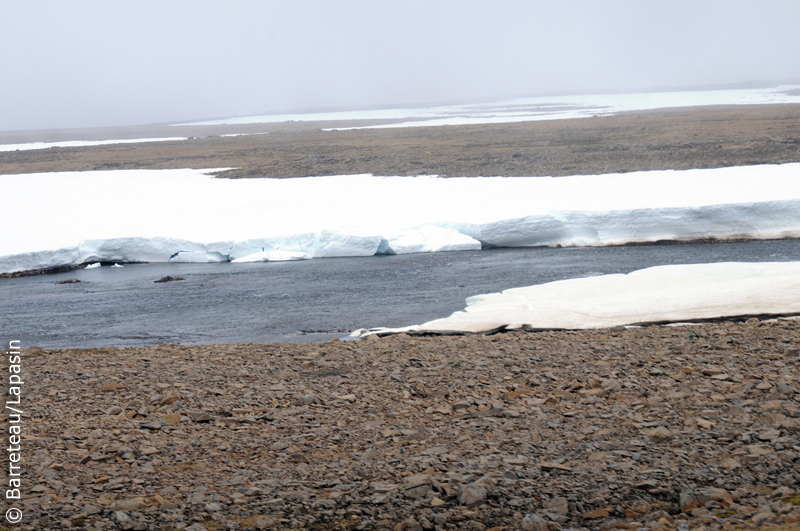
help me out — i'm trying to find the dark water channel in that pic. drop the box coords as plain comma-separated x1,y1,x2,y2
1,240,799,348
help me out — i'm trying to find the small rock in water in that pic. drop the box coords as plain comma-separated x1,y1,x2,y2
154,275,184,283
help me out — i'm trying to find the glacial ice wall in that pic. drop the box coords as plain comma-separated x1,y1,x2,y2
1,165,800,273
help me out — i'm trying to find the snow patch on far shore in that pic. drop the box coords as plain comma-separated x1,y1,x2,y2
178,85,800,129
0,137,188,152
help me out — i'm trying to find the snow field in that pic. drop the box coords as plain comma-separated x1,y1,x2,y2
1,164,800,273
351,261,800,336
179,85,800,129
0,137,188,152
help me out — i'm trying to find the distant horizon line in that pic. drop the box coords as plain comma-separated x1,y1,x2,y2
3,76,800,135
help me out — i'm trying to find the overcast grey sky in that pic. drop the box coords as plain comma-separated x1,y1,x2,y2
2,0,800,131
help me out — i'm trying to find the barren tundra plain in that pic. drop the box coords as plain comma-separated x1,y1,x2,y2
2,104,800,179
2,104,800,531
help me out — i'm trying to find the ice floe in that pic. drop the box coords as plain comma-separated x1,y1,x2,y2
178,85,800,129
1,164,800,273
0,137,188,152
351,261,800,336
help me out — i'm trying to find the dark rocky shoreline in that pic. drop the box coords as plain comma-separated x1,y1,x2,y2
7,318,799,530
0,263,87,280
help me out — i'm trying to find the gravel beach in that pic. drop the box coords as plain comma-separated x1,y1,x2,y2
7,318,800,530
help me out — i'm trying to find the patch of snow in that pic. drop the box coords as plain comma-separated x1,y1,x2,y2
0,137,188,152
78,237,210,264
226,231,381,261
2,165,800,273
381,225,482,254
169,251,228,263
228,234,318,261
176,86,800,129
479,201,800,248
312,231,383,258
179,108,425,126
218,133,269,137
231,250,312,263
353,261,800,336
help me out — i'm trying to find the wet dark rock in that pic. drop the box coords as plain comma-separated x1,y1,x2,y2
154,275,185,283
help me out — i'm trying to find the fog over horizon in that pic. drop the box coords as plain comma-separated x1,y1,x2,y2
2,0,800,132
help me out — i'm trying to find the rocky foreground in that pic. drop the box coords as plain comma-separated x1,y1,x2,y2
6,318,800,530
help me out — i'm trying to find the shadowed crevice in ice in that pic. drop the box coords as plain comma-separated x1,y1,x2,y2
1,164,800,274
351,262,800,337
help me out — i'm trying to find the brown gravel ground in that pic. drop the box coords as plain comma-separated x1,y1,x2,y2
4,318,800,531
1,104,800,179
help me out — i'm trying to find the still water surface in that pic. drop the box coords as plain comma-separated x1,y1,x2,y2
1,240,798,348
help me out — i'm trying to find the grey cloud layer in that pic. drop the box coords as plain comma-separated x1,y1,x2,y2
2,0,800,131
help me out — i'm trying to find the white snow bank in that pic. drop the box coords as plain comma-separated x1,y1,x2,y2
2,164,800,273
218,133,269,138
231,250,312,263
177,85,800,129
383,225,482,255
227,232,382,261
479,201,800,248
352,262,800,337
169,251,228,263
0,137,187,152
